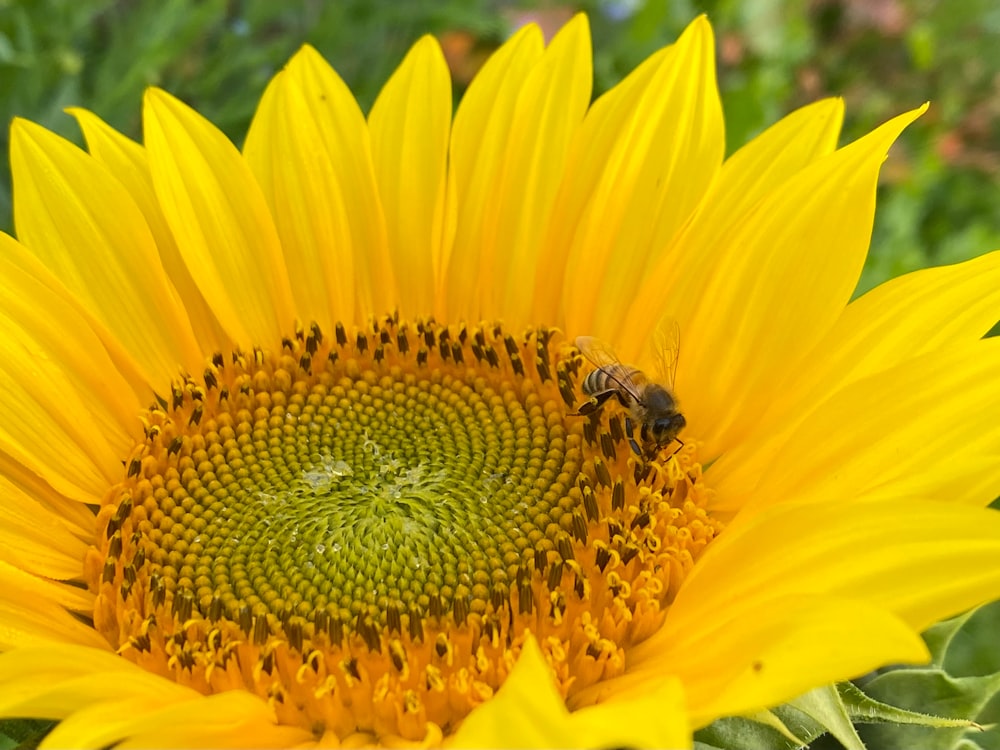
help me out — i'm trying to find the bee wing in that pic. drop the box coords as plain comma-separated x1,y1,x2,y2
653,320,681,389
574,335,645,400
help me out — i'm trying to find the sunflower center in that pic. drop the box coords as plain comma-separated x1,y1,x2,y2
86,317,721,744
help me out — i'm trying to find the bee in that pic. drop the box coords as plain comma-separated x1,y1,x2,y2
575,326,686,459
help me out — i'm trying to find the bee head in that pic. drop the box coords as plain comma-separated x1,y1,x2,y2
651,413,686,446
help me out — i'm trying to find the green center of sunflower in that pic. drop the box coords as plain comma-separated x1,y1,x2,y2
86,317,721,744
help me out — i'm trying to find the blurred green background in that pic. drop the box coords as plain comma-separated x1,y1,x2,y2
1,0,998,295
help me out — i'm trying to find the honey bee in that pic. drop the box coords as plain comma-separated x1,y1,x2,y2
575,326,686,459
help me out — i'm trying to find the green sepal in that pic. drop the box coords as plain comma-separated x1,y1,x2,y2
693,685,866,750
921,606,981,670
696,601,1000,749
851,669,996,748
694,704,819,750
745,708,811,746
839,680,985,730
852,600,1000,750
788,685,865,750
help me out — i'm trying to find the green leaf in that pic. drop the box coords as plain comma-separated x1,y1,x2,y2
0,719,56,750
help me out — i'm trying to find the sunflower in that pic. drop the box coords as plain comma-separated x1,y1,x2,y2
1,12,999,749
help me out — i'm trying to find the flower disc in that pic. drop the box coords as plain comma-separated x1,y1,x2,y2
84,316,720,742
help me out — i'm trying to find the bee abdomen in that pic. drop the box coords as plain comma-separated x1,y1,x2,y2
582,365,642,396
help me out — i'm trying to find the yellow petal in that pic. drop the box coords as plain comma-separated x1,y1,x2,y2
677,106,926,459
710,250,1000,507
9,118,203,383
0,267,130,502
494,14,593,327
0,367,113,505
803,247,1000,389
0,455,96,538
668,595,926,728
70,107,230,352
444,23,545,321
0,646,176,709
0,231,142,455
0,561,92,613
144,88,296,346
0,645,303,748
614,496,1000,725
619,97,845,359
454,635,690,748
0,474,89,579
0,564,107,649
243,72,346,326
547,16,724,337
369,36,451,317
41,696,205,750
673,498,1000,639
45,692,309,750
244,46,393,325
741,338,1000,512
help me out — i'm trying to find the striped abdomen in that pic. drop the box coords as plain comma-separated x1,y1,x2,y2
581,364,645,401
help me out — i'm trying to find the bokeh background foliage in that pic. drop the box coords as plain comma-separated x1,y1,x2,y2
0,1,998,748
1,0,999,294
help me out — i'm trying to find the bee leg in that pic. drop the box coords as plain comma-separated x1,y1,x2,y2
576,389,617,416
638,422,655,460
666,437,684,458
623,416,643,457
